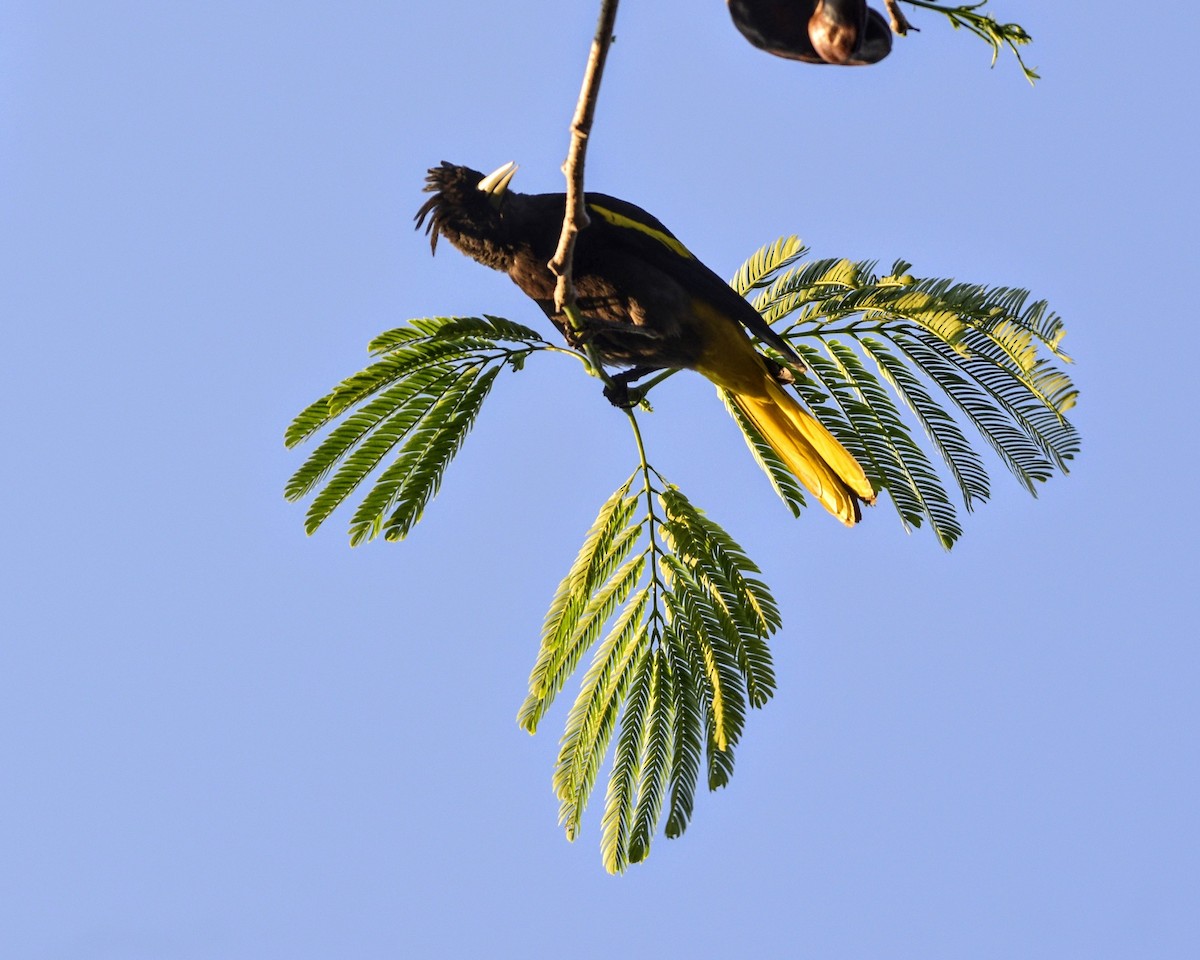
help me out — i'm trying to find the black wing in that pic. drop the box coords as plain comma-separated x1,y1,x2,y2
582,192,803,366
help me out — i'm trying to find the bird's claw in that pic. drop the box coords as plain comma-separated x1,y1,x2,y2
601,365,659,409
603,381,643,409
765,356,801,385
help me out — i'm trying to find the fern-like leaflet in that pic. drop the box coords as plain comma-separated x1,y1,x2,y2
284,315,553,542
725,244,1079,549
520,446,781,873
284,234,1078,872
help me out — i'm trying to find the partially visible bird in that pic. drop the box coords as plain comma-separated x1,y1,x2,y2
415,161,876,526
727,0,893,65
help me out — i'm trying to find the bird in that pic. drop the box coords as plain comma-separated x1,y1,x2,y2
415,161,876,525
727,0,893,65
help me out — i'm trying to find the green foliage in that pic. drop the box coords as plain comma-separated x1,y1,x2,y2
284,315,553,543
727,235,808,298
726,249,1078,549
902,0,1039,83
284,236,1078,872
518,463,780,872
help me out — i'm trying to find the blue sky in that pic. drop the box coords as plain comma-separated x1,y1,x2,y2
4,2,1198,956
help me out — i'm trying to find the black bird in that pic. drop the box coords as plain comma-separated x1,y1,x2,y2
727,0,893,65
415,161,875,525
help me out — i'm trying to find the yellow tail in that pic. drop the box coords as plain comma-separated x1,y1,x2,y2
688,300,875,525
729,375,875,526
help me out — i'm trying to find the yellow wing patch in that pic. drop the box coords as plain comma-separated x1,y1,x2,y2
588,203,694,261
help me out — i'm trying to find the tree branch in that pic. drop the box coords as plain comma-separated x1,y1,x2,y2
549,0,620,382
884,0,913,35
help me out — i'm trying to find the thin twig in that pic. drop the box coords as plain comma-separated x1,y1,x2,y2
549,0,620,383
884,0,913,35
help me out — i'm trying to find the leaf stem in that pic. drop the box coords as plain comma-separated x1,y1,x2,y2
625,407,650,476
899,0,1038,83
632,367,679,396
624,408,669,644
786,320,907,339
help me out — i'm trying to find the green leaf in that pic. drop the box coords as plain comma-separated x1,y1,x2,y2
861,336,991,511
367,314,548,353
285,365,458,504
287,315,555,543
752,256,867,326
521,550,647,735
894,330,1056,494
739,247,1078,539
518,475,642,733
627,650,673,865
728,235,807,298
954,326,1079,467
327,340,490,419
901,0,1040,84
818,341,962,547
300,367,463,535
662,559,747,763
664,643,703,839
343,365,497,544
378,365,500,542
555,605,650,842
661,489,781,632
601,646,656,874
660,488,778,705
282,238,1079,872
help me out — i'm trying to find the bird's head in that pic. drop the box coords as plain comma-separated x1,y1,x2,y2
415,161,521,270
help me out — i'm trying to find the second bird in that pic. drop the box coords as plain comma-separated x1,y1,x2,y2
727,0,893,65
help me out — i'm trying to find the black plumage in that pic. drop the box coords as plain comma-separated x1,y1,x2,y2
415,161,875,525
416,161,798,372
727,0,893,65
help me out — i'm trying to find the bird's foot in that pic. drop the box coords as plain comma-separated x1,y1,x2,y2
603,381,643,409
765,356,800,385
602,365,659,409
